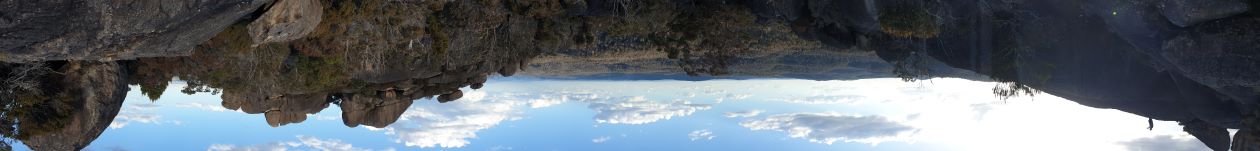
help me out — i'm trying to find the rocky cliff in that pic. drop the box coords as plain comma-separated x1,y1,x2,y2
0,0,274,62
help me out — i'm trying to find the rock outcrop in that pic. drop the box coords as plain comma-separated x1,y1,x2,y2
1158,0,1250,27
1160,17,1260,89
0,0,274,62
19,62,128,151
339,91,414,128
248,0,323,44
221,93,330,127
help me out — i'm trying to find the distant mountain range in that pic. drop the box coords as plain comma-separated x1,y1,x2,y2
521,45,990,81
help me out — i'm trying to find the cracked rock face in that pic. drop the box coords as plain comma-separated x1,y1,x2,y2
1160,17,1260,89
248,0,323,45
0,0,273,62
1159,0,1251,27
340,91,414,128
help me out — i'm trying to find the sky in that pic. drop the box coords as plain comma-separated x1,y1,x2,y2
13,78,1212,151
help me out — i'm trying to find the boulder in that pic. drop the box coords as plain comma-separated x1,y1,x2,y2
1183,120,1232,151
248,0,323,45
340,92,414,128
438,90,464,103
221,93,330,127
21,62,128,151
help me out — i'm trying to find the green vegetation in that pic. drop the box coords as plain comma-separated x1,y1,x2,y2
0,62,76,144
891,54,934,82
8,92,74,140
288,55,349,92
139,81,167,101
878,0,940,38
427,12,449,57
587,0,678,38
986,10,1045,100
650,3,760,76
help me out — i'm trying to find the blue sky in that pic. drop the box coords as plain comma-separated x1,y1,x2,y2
13,78,1212,151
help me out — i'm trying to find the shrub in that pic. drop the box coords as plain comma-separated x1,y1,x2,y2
878,0,940,38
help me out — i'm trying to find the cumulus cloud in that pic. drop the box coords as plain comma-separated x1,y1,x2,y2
110,104,177,129
361,90,612,149
110,114,162,129
681,92,697,98
296,136,370,151
689,129,715,141
723,94,752,100
740,112,916,145
175,102,233,112
592,136,612,143
715,94,752,103
782,95,871,104
207,136,374,151
723,110,764,118
383,95,526,148
1118,135,1211,151
388,113,514,148
125,103,160,111
526,97,567,108
462,91,487,102
588,96,712,124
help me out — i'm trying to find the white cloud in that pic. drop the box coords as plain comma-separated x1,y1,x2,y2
207,136,374,151
175,102,233,112
528,95,566,108
715,94,752,104
723,110,764,118
110,104,176,129
463,91,487,102
588,96,712,124
681,92,697,98
114,114,160,124
592,136,612,143
723,94,752,100
689,129,715,141
782,95,871,104
296,136,369,151
126,103,160,111
360,90,611,149
389,113,513,148
384,94,526,148
741,112,916,145
1118,135,1212,151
